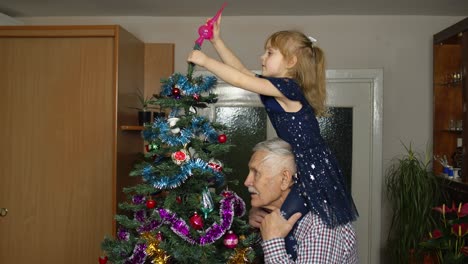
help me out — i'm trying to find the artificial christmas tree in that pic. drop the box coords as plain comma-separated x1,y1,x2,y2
101,4,260,263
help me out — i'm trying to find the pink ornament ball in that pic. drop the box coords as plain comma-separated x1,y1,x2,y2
223,230,238,249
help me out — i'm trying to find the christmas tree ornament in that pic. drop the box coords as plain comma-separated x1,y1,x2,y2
218,134,227,143
188,147,198,159
167,117,181,134
157,192,246,245
189,212,204,230
132,195,145,205
171,86,181,97
221,188,232,198
98,256,108,264
193,93,200,101
208,159,223,172
155,231,164,241
161,73,217,97
171,149,190,165
223,230,239,249
200,187,214,219
195,2,227,46
142,232,170,264
189,106,197,114
145,142,159,152
227,247,252,264
117,227,130,241
176,196,182,204
146,199,157,209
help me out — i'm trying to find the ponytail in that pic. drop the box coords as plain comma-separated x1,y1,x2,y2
267,30,327,117
304,45,326,117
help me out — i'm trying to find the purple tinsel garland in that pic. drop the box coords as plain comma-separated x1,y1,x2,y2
156,191,246,246
125,243,147,264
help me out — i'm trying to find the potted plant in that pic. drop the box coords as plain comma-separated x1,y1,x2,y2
420,202,468,263
385,143,440,263
130,87,155,126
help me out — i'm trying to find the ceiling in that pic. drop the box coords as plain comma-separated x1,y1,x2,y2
1,0,468,17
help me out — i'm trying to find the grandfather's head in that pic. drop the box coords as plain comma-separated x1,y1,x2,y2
244,138,296,210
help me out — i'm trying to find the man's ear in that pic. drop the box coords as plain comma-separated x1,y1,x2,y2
280,169,294,190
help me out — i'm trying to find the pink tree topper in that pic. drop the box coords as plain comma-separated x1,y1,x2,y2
195,2,227,46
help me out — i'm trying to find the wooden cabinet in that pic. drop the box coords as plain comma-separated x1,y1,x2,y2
0,25,174,263
433,18,468,182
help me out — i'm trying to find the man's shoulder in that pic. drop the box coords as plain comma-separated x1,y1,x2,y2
295,212,356,238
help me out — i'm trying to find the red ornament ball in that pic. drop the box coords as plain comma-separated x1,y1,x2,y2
218,134,227,143
173,151,186,161
171,149,190,165
176,196,182,204
221,190,232,198
223,230,239,249
189,212,204,230
172,87,181,96
208,159,223,172
155,231,164,241
146,199,156,209
98,256,108,264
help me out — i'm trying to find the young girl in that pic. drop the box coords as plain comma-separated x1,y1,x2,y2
188,18,358,259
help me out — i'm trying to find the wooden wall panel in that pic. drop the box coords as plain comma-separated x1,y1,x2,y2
144,43,175,96
0,35,115,264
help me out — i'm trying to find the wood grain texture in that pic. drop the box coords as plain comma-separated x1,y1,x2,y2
0,25,153,263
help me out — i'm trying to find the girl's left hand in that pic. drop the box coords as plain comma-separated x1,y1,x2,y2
260,209,301,241
187,50,207,66
210,14,222,44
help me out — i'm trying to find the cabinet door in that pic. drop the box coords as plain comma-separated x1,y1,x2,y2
0,36,114,263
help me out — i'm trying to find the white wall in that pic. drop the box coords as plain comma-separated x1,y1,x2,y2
17,14,466,261
0,13,23,25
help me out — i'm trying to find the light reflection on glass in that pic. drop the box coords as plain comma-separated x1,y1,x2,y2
215,106,267,208
318,107,353,191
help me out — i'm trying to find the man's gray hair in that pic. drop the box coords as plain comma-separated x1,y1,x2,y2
253,137,293,156
253,138,296,173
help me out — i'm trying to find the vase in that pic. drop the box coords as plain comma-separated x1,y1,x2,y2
138,111,152,126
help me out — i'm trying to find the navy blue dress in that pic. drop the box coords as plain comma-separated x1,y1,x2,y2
259,76,359,259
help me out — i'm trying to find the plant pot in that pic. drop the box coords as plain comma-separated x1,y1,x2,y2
138,111,152,126
423,252,440,264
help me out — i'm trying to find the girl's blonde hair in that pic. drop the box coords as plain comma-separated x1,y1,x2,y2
266,30,327,116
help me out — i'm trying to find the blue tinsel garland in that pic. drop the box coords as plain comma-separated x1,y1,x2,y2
161,73,217,96
141,158,224,189
144,116,219,146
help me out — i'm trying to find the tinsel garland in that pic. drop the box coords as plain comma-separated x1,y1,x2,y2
126,243,147,264
144,116,219,146
157,190,246,245
160,73,217,96
141,158,224,189
228,247,252,264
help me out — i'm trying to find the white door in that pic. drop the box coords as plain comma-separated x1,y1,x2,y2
196,69,383,264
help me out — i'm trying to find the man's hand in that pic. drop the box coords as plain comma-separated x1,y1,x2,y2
249,207,269,228
260,209,302,241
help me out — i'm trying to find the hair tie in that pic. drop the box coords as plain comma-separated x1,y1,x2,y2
308,36,317,46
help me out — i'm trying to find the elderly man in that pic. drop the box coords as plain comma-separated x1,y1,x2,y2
245,138,358,263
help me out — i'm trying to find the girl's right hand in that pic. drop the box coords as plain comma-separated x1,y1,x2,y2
187,50,208,67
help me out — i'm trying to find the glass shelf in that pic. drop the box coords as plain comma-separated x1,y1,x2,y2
442,129,463,133
435,81,463,87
